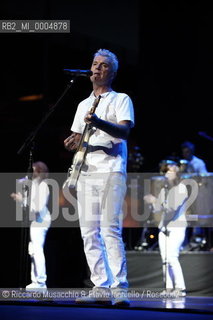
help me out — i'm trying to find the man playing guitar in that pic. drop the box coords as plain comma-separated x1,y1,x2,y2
64,49,134,306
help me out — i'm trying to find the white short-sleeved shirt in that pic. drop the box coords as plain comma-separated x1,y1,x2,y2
30,178,50,222
71,91,134,174
187,155,208,174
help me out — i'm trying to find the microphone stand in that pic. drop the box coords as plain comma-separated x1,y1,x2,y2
17,77,77,289
17,78,76,156
18,144,34,289
162,181,169,292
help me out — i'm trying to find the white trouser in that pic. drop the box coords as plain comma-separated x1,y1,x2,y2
29,219,50,285
158,227,186,290
77,172,128,289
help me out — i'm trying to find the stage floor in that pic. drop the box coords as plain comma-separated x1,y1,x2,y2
1,296,213,320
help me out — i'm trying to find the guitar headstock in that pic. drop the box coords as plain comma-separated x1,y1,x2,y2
90,95,102,113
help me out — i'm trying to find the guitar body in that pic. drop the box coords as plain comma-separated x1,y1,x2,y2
65,130,91,188
63,95,101,189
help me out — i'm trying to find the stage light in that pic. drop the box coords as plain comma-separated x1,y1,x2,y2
19,94,43,101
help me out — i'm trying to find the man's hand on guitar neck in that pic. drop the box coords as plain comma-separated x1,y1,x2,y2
84,111,99,125
64,132,82,151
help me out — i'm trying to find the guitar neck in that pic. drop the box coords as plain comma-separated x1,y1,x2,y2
76,95,102,151
90,95,102,114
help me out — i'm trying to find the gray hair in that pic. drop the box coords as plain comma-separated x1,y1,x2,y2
94,49,119,73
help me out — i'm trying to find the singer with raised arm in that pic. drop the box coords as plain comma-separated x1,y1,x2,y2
64,49,134,306
144,162,188,297
11,162,50,290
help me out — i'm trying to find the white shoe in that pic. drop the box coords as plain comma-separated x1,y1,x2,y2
160,289,186,298
174,289,186,297
26,283,47,290
160,289,175,298
112,288,130,307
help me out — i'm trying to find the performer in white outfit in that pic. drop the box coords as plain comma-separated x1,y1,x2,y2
11,161,50,289
144,163,188,296
64,49,134,305
181,141,208,174
181,141,208,245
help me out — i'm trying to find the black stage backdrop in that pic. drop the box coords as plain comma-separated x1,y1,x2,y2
0,1,213,293
0,1,213,172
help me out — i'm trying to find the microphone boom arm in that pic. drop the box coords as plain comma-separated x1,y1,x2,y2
17,78,76,156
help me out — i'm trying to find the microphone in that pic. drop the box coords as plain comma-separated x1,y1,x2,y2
17,176,29,183
63,69,93,77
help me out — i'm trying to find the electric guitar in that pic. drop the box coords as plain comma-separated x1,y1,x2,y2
63,95,101,189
